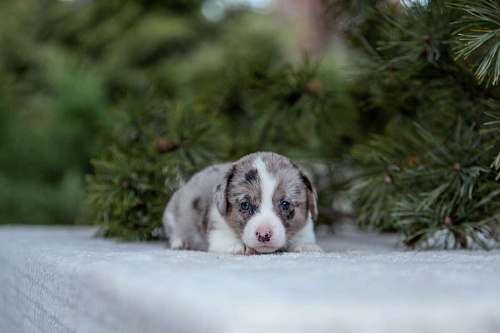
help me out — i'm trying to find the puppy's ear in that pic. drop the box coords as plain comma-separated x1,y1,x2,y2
214,165,235,216
301,172,318,221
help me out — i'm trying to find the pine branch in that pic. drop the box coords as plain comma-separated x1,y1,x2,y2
483,102,500,179
450,0,500,86
86,148,173,241
87,97,226,241
376,0,456,67
350,119,500,248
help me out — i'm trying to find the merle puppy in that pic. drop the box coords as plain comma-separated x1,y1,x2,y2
162,152,323,254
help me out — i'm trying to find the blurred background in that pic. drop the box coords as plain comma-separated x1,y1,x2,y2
0,0,499,248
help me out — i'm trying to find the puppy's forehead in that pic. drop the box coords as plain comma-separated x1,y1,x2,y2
234,153,297,175
231,153,303,191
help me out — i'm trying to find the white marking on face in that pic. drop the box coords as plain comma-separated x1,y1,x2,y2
241,156,286,252
253,156,276,213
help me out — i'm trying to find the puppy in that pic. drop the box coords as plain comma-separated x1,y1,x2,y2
162,152,323,254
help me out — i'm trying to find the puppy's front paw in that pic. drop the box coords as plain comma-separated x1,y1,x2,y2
290,242,324,253
227,243,257,255
170,239,191,250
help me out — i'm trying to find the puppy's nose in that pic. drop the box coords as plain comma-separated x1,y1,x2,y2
256,229,272,242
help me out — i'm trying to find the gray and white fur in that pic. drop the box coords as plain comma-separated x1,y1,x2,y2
162,152,323,254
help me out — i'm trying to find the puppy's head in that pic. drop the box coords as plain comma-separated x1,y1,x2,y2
214,152,317,253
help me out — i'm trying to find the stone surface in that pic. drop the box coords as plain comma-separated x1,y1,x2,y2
1,226,500,333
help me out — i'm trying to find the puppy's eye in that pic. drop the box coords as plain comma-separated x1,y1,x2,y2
241,202,250,211
280,201,291,211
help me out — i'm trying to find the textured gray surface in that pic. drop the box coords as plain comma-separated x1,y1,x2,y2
1,226,500,333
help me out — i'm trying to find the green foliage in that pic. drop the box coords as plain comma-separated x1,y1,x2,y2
322,0,398,49
351,120,499,249
0,0,289,226
87,148,171,241
3,0,499,251
345,0,500,249
86,98,226,240
450,0,500,86
483,99,500,179
0,43,107,224
205,55,358,159
85,52,360,240
377,0,456,67
0,172,86,225
163,13,289,100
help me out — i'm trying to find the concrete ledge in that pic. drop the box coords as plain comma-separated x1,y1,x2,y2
1,226,500,333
